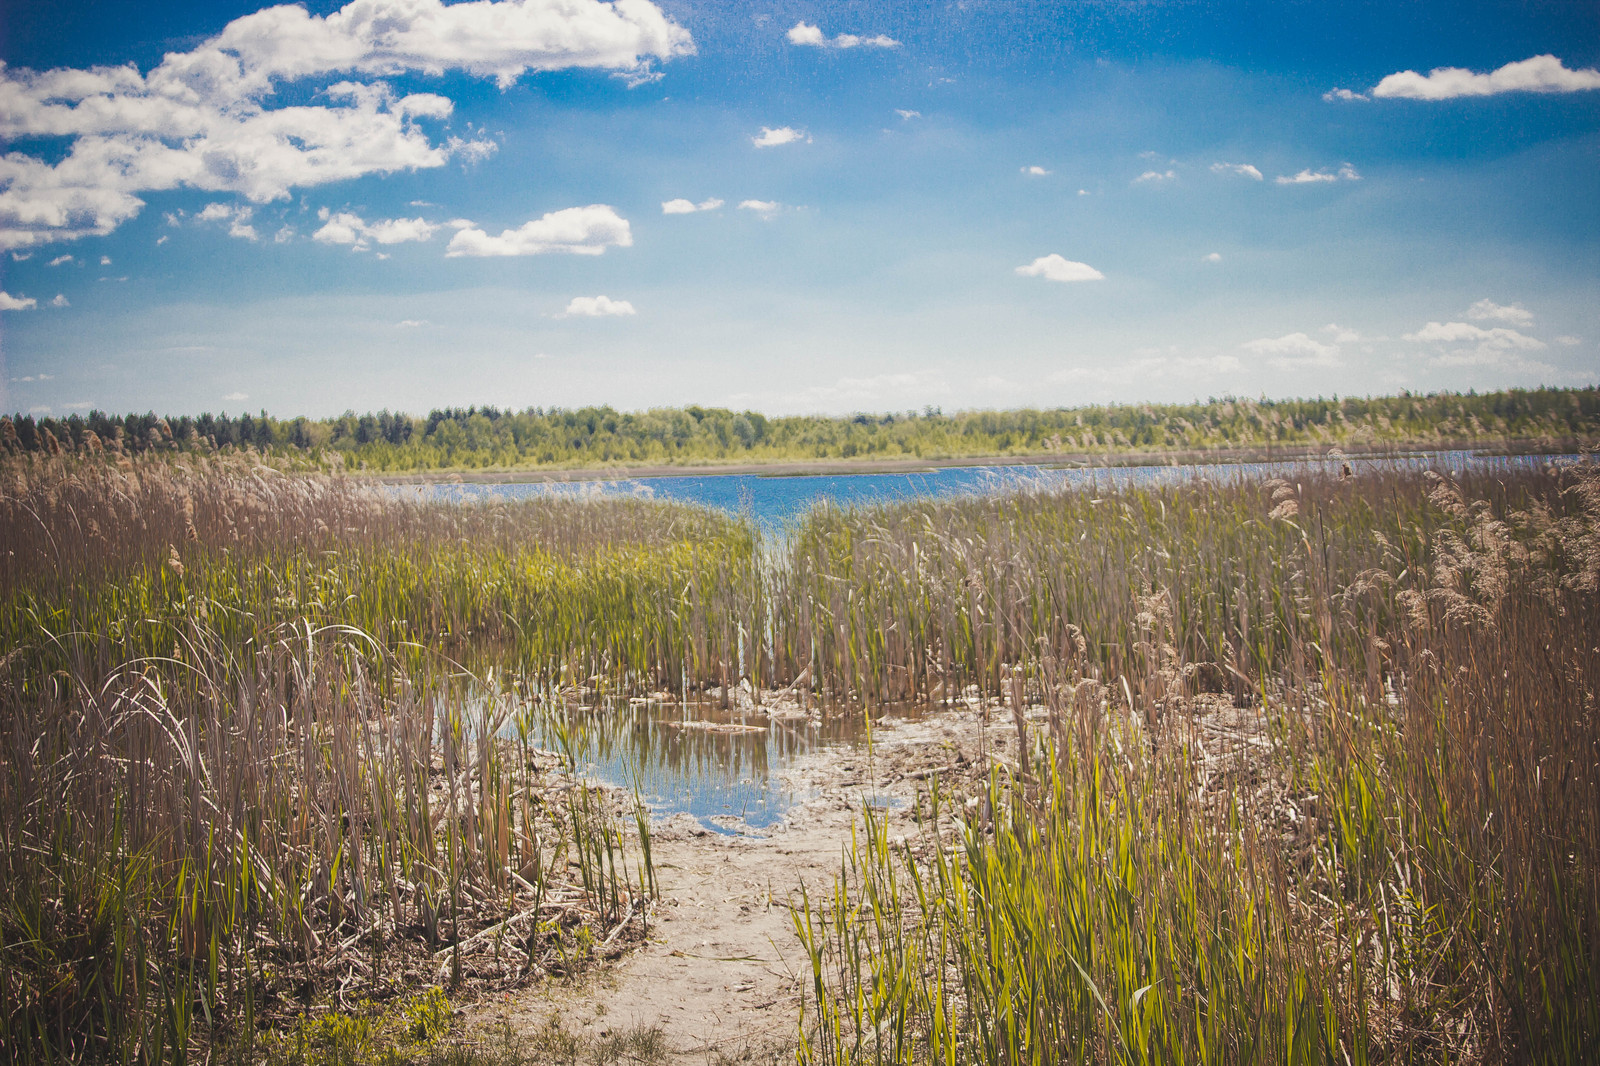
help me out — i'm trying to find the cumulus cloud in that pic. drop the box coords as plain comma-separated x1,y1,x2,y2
894,109,920,120
1016,254,1105,283
1135,169,1176,183
49,294,69,307
1210,162,1263,180
313,207,437,250
1373,55,1600,101
0,0,690,249
1323,88,1368,102
1204,252,1222,262
1276,164,1361,184
1242,332,1341,368
752,126,808,148
222,391,249,402
1466,298,1533,326
396,318,427,327
0,291,38,310
563,294,635,317
786,22,899,49
48,255,74,266
197,201,259,240
445,204,630,257
661,197,723,214
1022,165,1050,176
1403,320,1548,367
737,199,781,216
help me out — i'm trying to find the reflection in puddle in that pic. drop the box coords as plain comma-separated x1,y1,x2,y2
521,699,896,835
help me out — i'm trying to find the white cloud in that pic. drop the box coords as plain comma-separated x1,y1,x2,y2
737,199,781,216
11,252,31,261
1466,298,1533,326
1204,252,1222,263
1404,321,1544,348
396,319,427,328
1555,336,1582,346
99,255,110,265
661,197,723,214
1323,87,1368,102
0,291,38,310
63,401,94,410
0,0,691,249
1135,169,1176,183
48,254,74,266
564,295,635,317
894,109,920,120
1022,165,1050,176
313,207,437,250
445,135,499,164
1322,323,1366,344
1404,320,1549,367
1210,162,1263,180
446,204,631,257
1242,332,1341,368
1373,55,1600,101
196,201,259,240
786,22,899,49
1276,163,1361,184
1016,254,1105,283
752,126,808,148
1077,189,1089,196
49,294,69,307
222,391,248,402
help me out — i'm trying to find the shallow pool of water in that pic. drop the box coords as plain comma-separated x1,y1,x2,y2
523,698,897,835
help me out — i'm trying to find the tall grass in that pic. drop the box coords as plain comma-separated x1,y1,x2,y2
6,448,1596,1062
791,460,1599,1063
1,452,763,694
0,455,699,1062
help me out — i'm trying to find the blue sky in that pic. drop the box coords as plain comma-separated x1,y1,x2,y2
1,0,1596,418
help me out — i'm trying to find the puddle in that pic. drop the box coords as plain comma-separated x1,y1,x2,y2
519,699,912,835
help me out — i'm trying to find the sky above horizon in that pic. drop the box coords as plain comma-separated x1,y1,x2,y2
1,0,1597,420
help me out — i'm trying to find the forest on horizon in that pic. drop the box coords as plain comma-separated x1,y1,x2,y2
5,386,1598,473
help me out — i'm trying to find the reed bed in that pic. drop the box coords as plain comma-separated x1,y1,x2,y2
0,454,746,1063
1,452,763,695
791,459,1599,1063
6,449,1596,1062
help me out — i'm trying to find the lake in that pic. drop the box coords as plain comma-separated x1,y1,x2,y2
405,448,1564,530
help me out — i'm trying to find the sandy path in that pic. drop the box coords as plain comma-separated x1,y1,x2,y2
480,712,998,1063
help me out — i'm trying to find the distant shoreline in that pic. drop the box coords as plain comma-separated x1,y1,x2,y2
371,437,1584,485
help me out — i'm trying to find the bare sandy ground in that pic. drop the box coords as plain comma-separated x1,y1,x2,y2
474,709,1007,1063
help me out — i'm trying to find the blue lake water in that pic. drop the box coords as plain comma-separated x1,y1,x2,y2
411,449,1555,531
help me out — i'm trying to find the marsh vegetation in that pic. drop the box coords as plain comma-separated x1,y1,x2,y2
2,449,1595,1062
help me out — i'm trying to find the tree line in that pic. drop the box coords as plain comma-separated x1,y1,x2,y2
4,387,1597,471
